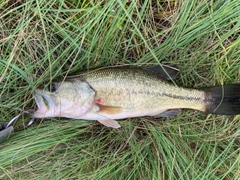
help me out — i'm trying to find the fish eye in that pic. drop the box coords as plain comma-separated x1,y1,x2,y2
48,83,58,92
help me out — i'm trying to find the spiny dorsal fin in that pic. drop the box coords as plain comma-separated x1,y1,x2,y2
66,65,179,82
143,65,179,81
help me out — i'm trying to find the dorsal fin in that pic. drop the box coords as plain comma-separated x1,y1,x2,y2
143,65,179,81
66,65,179,82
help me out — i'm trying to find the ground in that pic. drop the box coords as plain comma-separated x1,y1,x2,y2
0,0,239,179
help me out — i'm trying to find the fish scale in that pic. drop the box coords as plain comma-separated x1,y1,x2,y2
82,67,206,113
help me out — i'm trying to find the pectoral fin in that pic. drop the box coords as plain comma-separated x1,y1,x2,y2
98,119,121,128
97,104,122,115
154,109,181,117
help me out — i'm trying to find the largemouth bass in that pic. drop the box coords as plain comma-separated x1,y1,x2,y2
33,66,240,128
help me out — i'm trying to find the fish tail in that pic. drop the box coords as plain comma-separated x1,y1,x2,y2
204,84,240,115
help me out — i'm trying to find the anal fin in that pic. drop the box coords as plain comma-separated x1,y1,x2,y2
154,109,181,117
98,119,121,128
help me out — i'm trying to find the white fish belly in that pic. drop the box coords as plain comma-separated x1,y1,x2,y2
78,108,168,121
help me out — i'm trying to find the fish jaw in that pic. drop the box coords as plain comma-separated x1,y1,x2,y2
33,89,60,118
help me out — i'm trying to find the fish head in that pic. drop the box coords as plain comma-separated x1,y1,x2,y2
33,79,96,118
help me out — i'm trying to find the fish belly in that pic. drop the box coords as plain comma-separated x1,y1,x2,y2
78,108,168,121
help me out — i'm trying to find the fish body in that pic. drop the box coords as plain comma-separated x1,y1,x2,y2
34,66,240,128
79,68,205,118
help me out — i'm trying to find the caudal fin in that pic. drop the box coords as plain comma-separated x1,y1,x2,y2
205,84,240,115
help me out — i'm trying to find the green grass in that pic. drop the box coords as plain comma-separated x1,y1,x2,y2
0,0,240,179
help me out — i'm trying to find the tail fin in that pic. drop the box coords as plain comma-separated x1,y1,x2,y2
205,84,240,115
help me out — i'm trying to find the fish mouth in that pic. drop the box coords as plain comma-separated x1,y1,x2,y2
34,90,55,113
